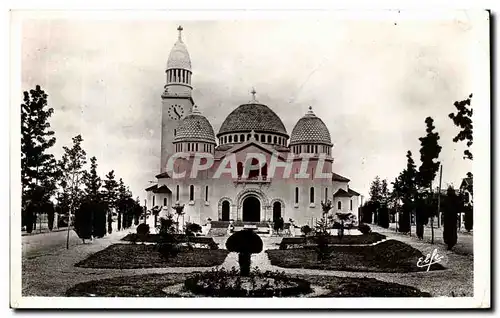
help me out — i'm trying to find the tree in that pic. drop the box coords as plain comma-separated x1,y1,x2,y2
103,170,119,234
21,85,59,233
449,94,473,160
74,198,93,243
82,156,106,237
416,117,442,243
58,135,87,248
378,205,390,228
173,203,185,233
443,186,461,250
398,151,418,233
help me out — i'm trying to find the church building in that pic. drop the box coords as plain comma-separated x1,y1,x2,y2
145,26,361,227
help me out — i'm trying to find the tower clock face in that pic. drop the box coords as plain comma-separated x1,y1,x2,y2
168,104,185,120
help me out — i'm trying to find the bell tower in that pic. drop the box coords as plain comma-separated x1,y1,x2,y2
160,25,194,172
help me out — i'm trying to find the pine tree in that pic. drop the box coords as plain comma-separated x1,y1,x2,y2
399,150,418,233
443,186,461,250
369,176,382,223
83,156,106,237
58,135,87,247
103,170,119,234
21,85,59,233
449,94,473,160
417,117,442,243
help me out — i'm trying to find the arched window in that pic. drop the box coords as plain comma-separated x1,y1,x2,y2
310,187,315,204
152,196,155,206
338,201,342,210
163,198,167,206
187,143,190,151
221,201,230,221
205,186,209,202
350,199,353,211
255,134,259,141
247,134,251,140
260,135,265,142
234,135,238,142
240,134,245,142
325,188,328,201
195,143,198,151
315,145,318,153
189,185,194,201
224,136,227,144
229,135,233,143
174,129,176,136
295,187,299,204
267,135,271,143
176,185,180,202
273,136,277,144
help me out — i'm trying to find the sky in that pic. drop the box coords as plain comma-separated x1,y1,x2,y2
19,12,481,201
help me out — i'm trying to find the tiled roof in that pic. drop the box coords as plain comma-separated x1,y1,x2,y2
155,172,171,179
348,188,360,196
145,184,158,191
289,107,332,145
218,103,288,136
153,185,172,194
332,172,350,182
333,188,353,197
174,108,216,144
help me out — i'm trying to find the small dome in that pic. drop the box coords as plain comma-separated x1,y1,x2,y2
218,103,288,137
167,26,192,71
174,106,216,144
290,107,332,145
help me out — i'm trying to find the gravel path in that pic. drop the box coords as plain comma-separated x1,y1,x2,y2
22,228,472,297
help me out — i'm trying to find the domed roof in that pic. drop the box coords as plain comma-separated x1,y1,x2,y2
218,103,288,137
290,107,332,145
167,26,191,71
174,106,216,144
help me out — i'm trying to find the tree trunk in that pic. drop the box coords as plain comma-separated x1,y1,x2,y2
238,253,252,276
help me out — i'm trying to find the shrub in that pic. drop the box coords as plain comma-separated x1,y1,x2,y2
358,223,372,234
443,187,460,250
137,223,150,235
464,204,473,232
300,225,312,237
74,200,93,242
185,222,202,236
226,229,263,276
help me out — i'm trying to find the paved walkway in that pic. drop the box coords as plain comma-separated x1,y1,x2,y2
22,228,473,297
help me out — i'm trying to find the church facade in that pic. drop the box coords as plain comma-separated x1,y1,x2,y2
145,26,361,227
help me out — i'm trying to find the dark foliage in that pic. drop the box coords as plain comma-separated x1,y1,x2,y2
226,229,263,276
443,187,461,250
74,199,93,241
46,202,55,231
137,223,150,235
21,85,59,232
377,205,390,228
300,225,312,236
358,223,372,234
464,204,473,232
449,94,473,160
185,222,202,236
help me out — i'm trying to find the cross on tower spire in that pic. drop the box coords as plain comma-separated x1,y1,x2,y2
250,87,257,102
177,25,183,41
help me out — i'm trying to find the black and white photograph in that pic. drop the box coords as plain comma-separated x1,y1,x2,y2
9,8,491,309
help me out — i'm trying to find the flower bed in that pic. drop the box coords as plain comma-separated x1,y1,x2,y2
75,244,228,269
121,233,218,249
184,268,312,297
65,272,432,297
268,239,445,272
279,232,386,249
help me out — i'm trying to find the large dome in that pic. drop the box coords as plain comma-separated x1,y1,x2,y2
174,106,215,144
167,28,191,71
290,107,332,145
218,103,288,137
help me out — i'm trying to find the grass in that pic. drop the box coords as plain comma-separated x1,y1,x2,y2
75,244,229,269
279,232,386,248
65,272,430,297
267,239,446,272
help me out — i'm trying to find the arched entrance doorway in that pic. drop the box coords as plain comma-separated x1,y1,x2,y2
242,196,260,222
273,201,281,222
221,201,230,221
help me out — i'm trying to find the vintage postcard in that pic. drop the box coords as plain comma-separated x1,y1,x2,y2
10,9,490,309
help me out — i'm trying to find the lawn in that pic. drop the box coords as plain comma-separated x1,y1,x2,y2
65,272,431,297
267,239,446,272
75,244,229,269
